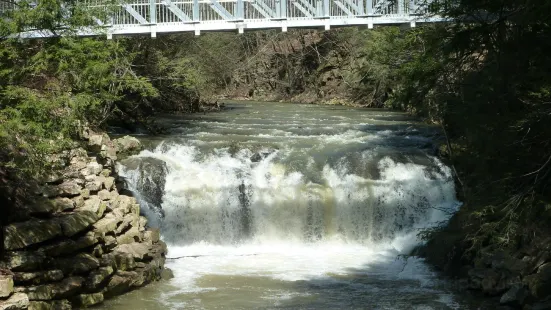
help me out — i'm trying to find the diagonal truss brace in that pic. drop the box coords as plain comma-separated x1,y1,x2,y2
372,0,392,14
122,4,148,24
162,0,191,21
334,1,352,15
251,0,275,18
291,0,316,17
209,0,233,19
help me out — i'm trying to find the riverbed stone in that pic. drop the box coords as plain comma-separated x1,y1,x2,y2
24,276,83,301
113,136,142,157
115,214,138,235
86,162,103,176
93,214,123,235
88,134,105,153
0,293,29,310
12,271,63,286
499,284,529,305
72,195,85,208
116,227,141,245
84,178,102,192
160,268,174,280
143,229,160,244
138,216,147,231
103,177,115,191
0,275,14,298
80,196,107,217
73,292,104,307
3,219,62,250
100,143,118,161
114,243,151,261
97,189,113,202
524,262,551,299
80,189,90,199
57,210,99,237
53,198,75,212
57,180,82,197
28,300,71,310
100,253,135,272
84,267,114,290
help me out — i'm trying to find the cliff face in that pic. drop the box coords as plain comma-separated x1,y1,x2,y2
0,132,170,310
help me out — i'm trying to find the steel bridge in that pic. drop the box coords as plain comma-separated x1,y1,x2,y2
2,0,442,38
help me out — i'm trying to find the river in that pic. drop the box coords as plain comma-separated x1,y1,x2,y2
101,102,478,309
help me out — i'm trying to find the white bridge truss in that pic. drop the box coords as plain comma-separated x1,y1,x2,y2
2,0,443,38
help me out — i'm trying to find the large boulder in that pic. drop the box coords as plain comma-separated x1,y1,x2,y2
113,136,142,157
118,157,166,215
3,219,62,251
0,293,29,310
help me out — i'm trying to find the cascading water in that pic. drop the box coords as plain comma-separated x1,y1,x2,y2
108,102,469,309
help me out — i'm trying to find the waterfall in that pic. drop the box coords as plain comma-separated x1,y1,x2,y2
107,103,466,309
118,142,458,253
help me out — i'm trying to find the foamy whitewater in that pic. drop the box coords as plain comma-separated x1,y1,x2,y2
108,102,468,309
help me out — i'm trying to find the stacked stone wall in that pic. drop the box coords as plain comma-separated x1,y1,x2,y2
0,133,170,310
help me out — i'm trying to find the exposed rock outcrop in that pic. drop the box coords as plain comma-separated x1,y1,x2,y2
1,132,169,309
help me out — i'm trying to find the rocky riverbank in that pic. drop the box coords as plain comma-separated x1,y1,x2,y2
420,211,551,310
0,132,171,310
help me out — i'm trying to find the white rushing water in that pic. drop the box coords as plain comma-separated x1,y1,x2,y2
112,102,466,309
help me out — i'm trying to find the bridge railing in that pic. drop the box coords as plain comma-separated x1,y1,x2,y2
1,0,440,37
80,0,431,26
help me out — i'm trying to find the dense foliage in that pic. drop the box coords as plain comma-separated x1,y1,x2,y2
366,0,551,266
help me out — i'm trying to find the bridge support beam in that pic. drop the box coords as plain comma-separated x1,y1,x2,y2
366,0,372,14
150,0,156,24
